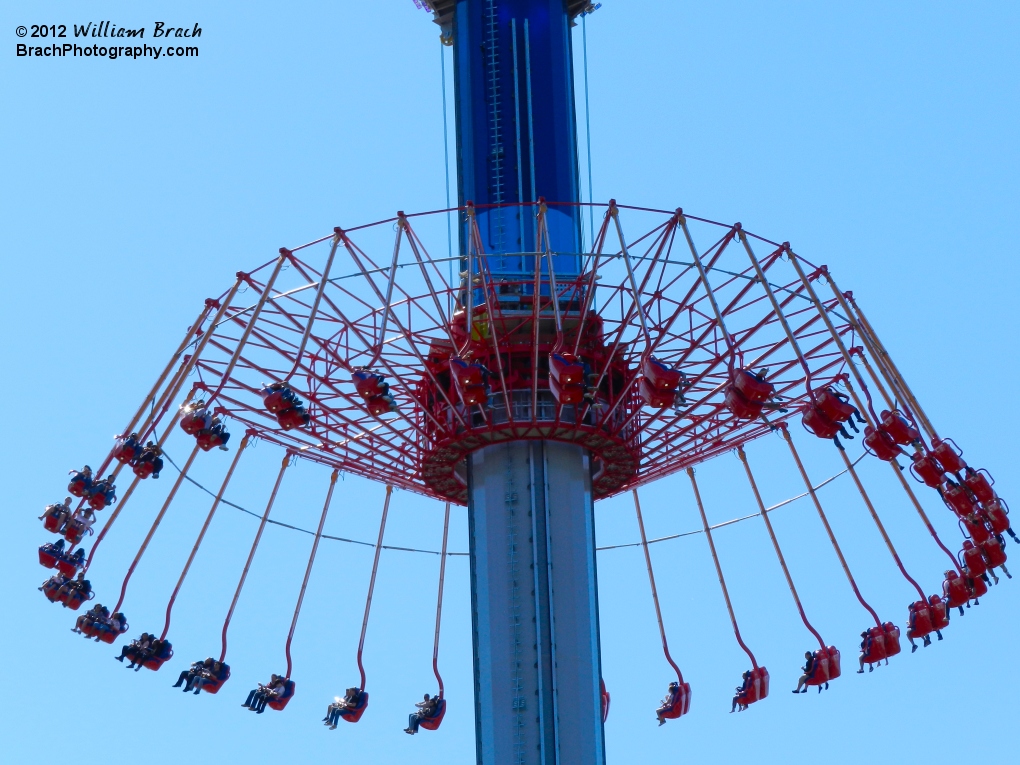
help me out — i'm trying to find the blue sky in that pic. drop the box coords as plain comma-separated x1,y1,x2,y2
2,1,1018,762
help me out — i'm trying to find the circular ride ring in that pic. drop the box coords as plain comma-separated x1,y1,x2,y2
172,200,863,504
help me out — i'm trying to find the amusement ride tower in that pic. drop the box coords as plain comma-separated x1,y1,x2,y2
435,2,606,763
35,3,1014,765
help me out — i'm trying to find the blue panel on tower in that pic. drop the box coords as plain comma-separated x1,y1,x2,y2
453,0,582,275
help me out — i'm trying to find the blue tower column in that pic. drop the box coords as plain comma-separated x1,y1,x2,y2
468,441,605,765
443,3,607,764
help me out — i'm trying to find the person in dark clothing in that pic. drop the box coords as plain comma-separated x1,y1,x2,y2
793,651,815,693
323,688,362,729
404,693,439,734
173,660,208,692
242,675,285,714
655,682,681,725
730,671,752,712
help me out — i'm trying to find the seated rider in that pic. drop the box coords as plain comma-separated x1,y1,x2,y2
404,693,440,735
242,674,286,714
190,660,229,694
173,659,210,693
792,651,815,693
137,442,165,478
730,671,752,712
71,507,96,532
73,604,109,635
856,631,877,674
655,681,681,725
40,572,70,597
90,477,116,505
42,538,67,557
322,688,361,729
61,572,92,603
40,498,73,530
116,633,152,669
205,417,231,450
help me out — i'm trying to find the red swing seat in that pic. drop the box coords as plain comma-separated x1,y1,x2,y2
962,516,991,545
906,602,934,640
201,666,230,694
961,543,987,578
930,599,950,632
640,376,675,409
56,558,80,578
277,407,309,430
42,579,65,602
882,623,902,658
63,589,90,611
339,691,369,723
802,405,841,440
113,439,141,464
732,369,774,403
983,501,1011,535
659,681,692,719
267,679,296,711
68,476,90,498
981,538,1007,569
863,426,901,461
736,667,770,706
880,410,920,445
63,521,87,545
88,489,113,511
860,628,888,665
968,575,988,600
550,352,585,386
262,389,288,413
132,460,156,479
418,698,447,731
724,385,763,420
910,452,945,488
815,388,856,423
549,373,584,405
143,642,174,671
931,438,966,474
944,575,970,609
353,370,388,400
805,646,840,686
97,626,120,644
943,483,976,517
965,469,996,506
180,410,211,436
451,358,486,388
642,356,683,392
38,548,60,569
366,395,397,416
43,514,64,533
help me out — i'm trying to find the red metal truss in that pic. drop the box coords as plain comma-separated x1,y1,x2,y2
138,202,865,504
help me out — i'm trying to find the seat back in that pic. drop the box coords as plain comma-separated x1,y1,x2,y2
816,388,855,423
802,405,840,440
419,699,447,731
724,385,763,420
642,356,682,391
267,680,296,711
639,376,674,409
550,352,585,386
932,439,966,474
732,369,773,403
910,453,945,488
340,691,369,723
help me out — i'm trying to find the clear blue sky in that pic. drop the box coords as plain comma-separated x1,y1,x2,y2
2,1,1018,763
